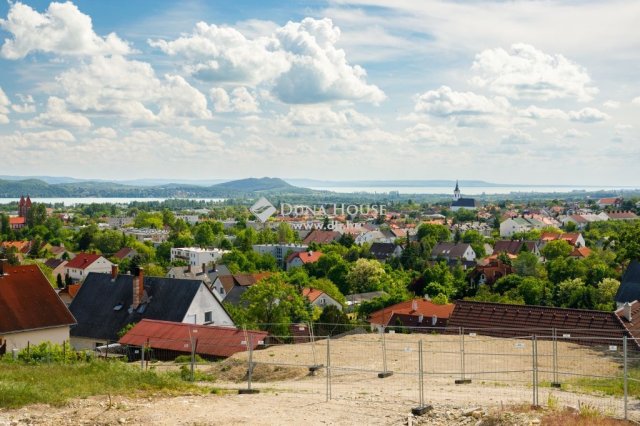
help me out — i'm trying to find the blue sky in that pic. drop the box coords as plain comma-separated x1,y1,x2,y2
0,0,638,185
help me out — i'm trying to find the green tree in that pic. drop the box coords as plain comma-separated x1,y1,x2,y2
513,251,541,277
193,222,215,247
540,240,572,261
93,229,125,255
346,258,386,293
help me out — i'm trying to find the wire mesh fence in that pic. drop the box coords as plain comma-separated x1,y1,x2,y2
12,324,632,420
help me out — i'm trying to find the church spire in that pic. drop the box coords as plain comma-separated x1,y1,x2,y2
453,180,461,201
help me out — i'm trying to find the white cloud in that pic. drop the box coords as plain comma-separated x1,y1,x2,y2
11,93,35,113
563,128,590,139
632,97,640,105
150,18,385,104
603,100,620,109
414,85,509,127
209,87,259,113
56,55,211,124
0,1,131,59
405,123,457,146
568,107,610,123
20,96,92,128
519,105,568,120
0,129,76,151
0,87,10,123
470,44,597,101
92,127,117,139
501,129,532,145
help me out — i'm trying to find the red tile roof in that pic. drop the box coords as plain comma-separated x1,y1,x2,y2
118,319,268,358
0,264,76,334
302,230,340,245
65,253,102,269
113,247,135,259
446,300,637,346
570,246,592,258
1,240,31,254
607,211,638,220
302,287,325,303
287,250,323,265
369,299,455,327
8,217,25,226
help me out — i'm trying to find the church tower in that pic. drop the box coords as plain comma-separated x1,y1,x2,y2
453,181,461,201
18,195,32,218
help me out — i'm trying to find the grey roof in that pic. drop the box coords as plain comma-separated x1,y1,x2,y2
493,240,538,255
346,291,388,303
369,242,399,260
452,198,476,208
431,242,471,259
223,285,250,306
615,260,640,304
69,272,213,341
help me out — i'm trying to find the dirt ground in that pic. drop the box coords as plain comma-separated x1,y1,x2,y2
1,333,637,425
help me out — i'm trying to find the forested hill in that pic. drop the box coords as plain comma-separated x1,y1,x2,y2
0,177,314,198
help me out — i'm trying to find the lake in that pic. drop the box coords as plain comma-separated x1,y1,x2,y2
0,197,226,206
308,185,634,195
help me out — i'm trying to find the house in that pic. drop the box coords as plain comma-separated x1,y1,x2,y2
48,245,74,259
369,242,403,262
123,228,170,244
355,230,391,245
302,288,343,311
68,267,234,349
286,250,322,271
302,230,341,245
614,260,640,308
165,263,224,287
64,253,113,283
569,246,592,259
113,247,138,261
499,217,545,237
0,261,76,352
368,299,455,330
8,216,26,230
1,240,32,261
606,211,638,221
119,319,267,360
106,216,134,228
212,272,272,304
44,258,68,282
540,232,586,248
170,247,229,268
597,197,622,209
57,283,81,306
450,181,477,212
431,242,476,262
446,300,639,347
468,258,513,287
345,291,388,308
493,240,541,257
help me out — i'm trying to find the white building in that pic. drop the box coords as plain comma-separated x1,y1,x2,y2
171,247,230,268
63,253,114,283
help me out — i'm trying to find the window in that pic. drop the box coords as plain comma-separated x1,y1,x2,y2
204,311,213,323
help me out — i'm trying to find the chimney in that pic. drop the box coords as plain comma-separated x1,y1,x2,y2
0,259,7,276
111,264,119,281
623,302,633,322
133,268,144,307
187,264,192,274
202,263,206,274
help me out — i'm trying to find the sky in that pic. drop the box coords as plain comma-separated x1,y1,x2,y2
0,0,638,185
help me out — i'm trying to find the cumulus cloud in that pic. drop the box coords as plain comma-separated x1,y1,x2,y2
0,129,76,151
92,127,118,139
11,93,35,113
501,129,533,145
20,96,92,128
519,105,568,120
563,128,590,138
414,86,509,127
0,1,131,59
603,100,620,109
150,18,385,104
632,96,640,105
470,44,597,101
405,123,457,146
0,87,10,123
56,55,211,124
568,107,610,123
209,87,259,113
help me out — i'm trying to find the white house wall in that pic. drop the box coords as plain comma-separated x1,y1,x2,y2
183,284,234,327
2,326,70,351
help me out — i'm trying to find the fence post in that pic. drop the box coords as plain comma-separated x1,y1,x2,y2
140,343,144,370
63,340,66,363
532,335,538,407
326,337,331,402
308,321,320,371
551,328,560,388
412,339,432,415
456,327,471,384
239,334,259,394
624,336,628,420
190,337,196,382
378,326,393,378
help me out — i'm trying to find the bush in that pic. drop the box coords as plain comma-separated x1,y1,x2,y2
174,354,206,364
11,341,92,364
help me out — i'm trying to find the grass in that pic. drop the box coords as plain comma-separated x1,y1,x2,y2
0,360,202,409
566,369,640,398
